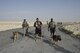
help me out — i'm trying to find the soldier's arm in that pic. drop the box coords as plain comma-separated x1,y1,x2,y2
48,22,50,31
40,21,42,26
34,22,36,27
27,23,29,28
22,22,24,28
48,22,50,28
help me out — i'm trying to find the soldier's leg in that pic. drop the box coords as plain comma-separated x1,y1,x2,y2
50,28,53,37
34,28,38,41
39,28,43,40
25,28,28,36
53,27,56,36
49,28,52,41
23,28,26,36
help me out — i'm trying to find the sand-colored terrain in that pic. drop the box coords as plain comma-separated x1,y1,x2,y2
63,23,80,35
0,21,21,31
0,21,46,31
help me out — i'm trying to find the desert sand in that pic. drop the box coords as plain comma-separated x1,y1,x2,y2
0,21,46,31
63,23,80,35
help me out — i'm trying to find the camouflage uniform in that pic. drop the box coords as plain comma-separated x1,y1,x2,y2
22,20,29,36
48,21,56,36
34,21,42,37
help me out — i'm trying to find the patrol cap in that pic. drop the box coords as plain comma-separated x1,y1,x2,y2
36,18,39,20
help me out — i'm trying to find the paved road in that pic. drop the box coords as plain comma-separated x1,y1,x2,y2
0,26,80,53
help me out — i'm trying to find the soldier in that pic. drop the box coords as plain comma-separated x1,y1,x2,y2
48,18,56,36
34,18,42,40
22,19,29,36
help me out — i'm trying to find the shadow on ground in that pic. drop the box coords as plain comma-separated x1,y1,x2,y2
9,28,74,53
42,37,74,53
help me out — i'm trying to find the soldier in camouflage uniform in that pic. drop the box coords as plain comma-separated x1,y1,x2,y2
22,19,29,36
34,18,42,40
48,18,56,36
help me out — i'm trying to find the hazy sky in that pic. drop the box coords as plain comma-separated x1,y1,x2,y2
0,0,80,22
